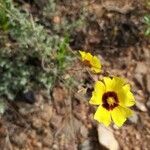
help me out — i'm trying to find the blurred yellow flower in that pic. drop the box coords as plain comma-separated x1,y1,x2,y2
89,77,135,127
79,51,101,73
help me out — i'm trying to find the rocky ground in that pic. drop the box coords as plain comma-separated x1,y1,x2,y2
0,0,150,150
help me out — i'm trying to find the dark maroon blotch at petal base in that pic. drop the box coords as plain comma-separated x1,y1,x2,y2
102,91,119,111
83,60,91,67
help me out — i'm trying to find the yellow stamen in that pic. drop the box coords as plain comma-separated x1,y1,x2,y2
107,97,115,105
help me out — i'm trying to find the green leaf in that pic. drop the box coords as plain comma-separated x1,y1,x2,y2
0,100,5,114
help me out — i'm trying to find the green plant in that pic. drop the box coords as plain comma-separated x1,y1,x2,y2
144,15,150,36
0,100,5,114
0,0,72,101
42,0,86,34
56,36,70,71
0,0,10,30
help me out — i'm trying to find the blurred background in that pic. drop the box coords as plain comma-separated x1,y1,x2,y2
0,0,150,149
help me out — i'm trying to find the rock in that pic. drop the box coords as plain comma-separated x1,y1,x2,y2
53,16,61,24
136,101,147,112
32,141,42,149
74,87,87,102
79,140,92,150
135,62,147,74
102,0,134,14
146,74,150,94
97,125,119,150
31,118,43,129
50,114,62,129
52,86,68,103
128,112,139,124
0,122,7,138
52,144,59,150
40,105,53,122
11,133,27,148
135,94,144,101
146,97,150,109
88,4,105,17
22,91,36,104
80,125,88,138
134,74,144,89
143,47,150,61
15,91,36,104
42,134,53,147
113,125,120,130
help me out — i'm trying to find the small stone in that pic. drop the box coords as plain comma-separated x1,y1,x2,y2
143,47,150,60
97,124,119,150
50,114,62,129
33,141,42,148
22,91,36,104
135,62,147,74
113,125,120,130
88,4,104,17
31,118,42,129
134,74,144,89
37,142,42,148
80,125,88,138
128,112,139,124
52,144,59,150
40,105,53,122
19,108,28,116
52,86,68,103
42,135,53,147
11,133,27,148
146,74,150,94
102,0,134,14
136,101,147,112
53,16,61,24
146,97,150,109
79,140,92,150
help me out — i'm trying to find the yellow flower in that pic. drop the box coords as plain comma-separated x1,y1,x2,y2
79,51,101,73
89,77,135,127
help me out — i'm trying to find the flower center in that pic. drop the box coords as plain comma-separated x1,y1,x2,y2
83,60,91,67
107,97,115,105
102,91,119,111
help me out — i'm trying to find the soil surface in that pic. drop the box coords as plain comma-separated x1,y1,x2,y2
0,0,150,150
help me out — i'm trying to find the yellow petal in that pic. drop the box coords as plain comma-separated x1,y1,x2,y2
79,51,101,74
91,56,101,73
91,67,100,73
89,81,105,105
112,77,126,91
94,106,111,126
79,51,86,61
103,77,113,91
111,106,133,127
79,51,93,63
117,84,135,107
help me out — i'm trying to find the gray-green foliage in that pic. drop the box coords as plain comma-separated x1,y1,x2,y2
43,0,86,34
0,0,72,100
144,15,150,36
0,0,10,30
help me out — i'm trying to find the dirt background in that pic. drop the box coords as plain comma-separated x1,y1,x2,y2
0,0,150,150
